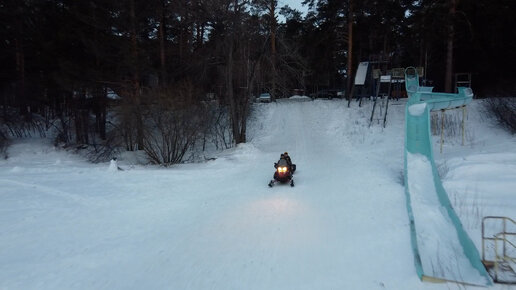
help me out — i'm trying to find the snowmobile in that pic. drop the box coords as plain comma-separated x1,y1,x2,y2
268,158,296,187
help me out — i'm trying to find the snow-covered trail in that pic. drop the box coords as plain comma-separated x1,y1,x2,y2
1,99,487,289
238,101,415,288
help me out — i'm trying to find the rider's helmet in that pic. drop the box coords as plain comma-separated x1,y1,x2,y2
284,152,288,156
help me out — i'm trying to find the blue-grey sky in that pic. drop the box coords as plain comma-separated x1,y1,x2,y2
279,0,308,14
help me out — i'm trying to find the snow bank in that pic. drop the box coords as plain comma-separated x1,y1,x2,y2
217,142,261,162
408,103,427,116
288,95,312,102
10,166,24,173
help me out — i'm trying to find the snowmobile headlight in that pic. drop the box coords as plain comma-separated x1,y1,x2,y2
277,166,287,173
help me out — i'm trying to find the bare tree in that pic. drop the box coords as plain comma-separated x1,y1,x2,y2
210,0,255,144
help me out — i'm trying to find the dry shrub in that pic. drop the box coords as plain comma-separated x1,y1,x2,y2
485,97,516,134
1,110,47,138
141,81,206,166
0,111,47,159
0,128,8,159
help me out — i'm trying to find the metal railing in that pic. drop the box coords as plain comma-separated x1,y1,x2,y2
482,216,516,283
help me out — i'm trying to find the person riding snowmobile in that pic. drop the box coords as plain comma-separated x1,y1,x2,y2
283,152,295,173
274,157,292,179
274,153,295,172
269,153,296,187
275,152,295,173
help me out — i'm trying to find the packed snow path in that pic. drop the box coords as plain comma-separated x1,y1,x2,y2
2,99,513,289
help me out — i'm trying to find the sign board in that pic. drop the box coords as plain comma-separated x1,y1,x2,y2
354,62,369,85
380,75,392,83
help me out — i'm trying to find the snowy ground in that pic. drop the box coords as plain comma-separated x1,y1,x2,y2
1,98,515,289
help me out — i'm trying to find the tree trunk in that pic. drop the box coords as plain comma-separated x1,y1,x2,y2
95,86,107,140
226,41,240,144
15,6,28,118
444,0,458,93
91,5,106,141
158,0,167,83
178,2,192,64
269,0,277,101
225,0,248,144
129,0,144,150
74,91,89,144
346,0,354,104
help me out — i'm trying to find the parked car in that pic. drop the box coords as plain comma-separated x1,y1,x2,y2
256,93,271,103
310,89,338,99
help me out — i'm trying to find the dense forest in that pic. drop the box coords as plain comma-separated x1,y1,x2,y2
1,0,514,164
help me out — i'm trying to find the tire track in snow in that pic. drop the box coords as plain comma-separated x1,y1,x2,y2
0,178,98,207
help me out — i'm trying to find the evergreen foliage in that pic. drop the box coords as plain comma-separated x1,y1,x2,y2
0,0,514,163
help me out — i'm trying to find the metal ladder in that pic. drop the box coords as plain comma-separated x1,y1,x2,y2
482,216,516,284
369,76,391,128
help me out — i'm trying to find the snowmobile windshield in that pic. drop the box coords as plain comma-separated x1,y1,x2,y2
277,159,289,167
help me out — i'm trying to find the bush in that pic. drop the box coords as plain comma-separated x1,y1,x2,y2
431,110,464,138
0,110,47,159
1,110,47,138
140,82,209,166
143,104,202,166
0,129,8,159
83,135,122,163
104,80,236,165
485,97,516,134
201,104,233,151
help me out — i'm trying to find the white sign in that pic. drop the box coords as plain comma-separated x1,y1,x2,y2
354,62,369,85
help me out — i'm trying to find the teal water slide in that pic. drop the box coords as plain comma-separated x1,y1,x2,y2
403,68,492,285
